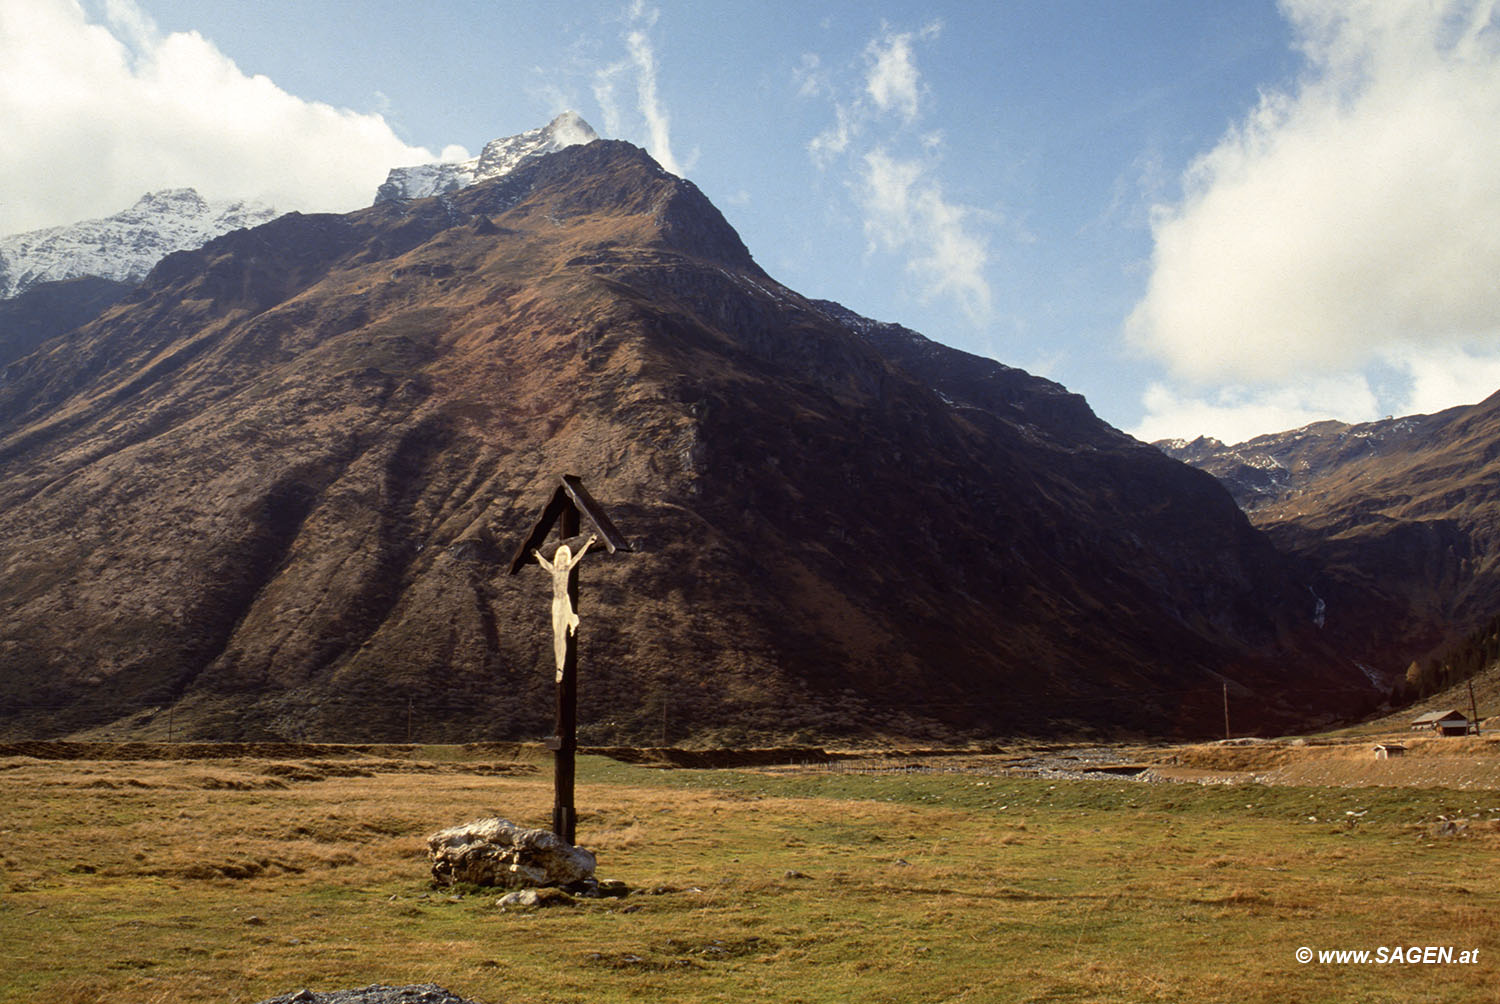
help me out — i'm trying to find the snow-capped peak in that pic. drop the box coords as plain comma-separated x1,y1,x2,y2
0,189,277,300
373,112,600,205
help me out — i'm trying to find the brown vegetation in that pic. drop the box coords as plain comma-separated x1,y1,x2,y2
4,744,1499,1004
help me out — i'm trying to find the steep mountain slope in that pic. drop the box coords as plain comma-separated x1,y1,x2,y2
1160,397,1500,682
0,189,276,299
0,140,1374,743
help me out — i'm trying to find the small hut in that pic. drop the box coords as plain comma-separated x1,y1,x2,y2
1410,709,1471,736
1372,743,1406,759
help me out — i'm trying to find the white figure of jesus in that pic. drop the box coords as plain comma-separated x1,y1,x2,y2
533,535,597,681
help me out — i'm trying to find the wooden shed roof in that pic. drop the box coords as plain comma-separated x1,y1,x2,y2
1411,709,1467,725
506,474,632,575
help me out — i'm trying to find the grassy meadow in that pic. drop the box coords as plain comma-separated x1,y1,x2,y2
1,745,1497,1003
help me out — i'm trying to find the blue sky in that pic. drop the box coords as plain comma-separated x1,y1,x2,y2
3,0,1499,444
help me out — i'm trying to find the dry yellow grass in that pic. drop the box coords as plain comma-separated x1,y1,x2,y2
1,746,1497,1003
1151,735,1500,789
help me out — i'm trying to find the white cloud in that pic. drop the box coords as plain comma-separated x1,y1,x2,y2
590,66,624,139
1131,375,1380,445
1132,342,1500,444
1382,344,1500,416
1128,0,1500,385
803,20,992,324
101,0,154,53
0,0,447,234
808,102,857,168
859,149,992,323
864,26,926,122
624,26,682,176
592,3,685,177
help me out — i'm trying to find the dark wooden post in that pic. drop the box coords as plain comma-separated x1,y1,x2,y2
509,475,631,846
552,505,582,843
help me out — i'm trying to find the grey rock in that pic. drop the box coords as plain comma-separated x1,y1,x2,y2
559,876,630,899
427,816,596,888
496,886,576,909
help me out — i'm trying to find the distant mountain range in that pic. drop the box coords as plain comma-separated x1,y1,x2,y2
0,189,276,299
1159,402,1500,686
0,112,598,305
0,136,1379,743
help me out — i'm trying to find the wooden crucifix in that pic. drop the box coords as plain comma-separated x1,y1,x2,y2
508,475,631,844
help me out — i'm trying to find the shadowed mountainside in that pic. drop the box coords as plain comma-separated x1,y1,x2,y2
0,275,135,367
1161,397,1500,684
0,140,1375,743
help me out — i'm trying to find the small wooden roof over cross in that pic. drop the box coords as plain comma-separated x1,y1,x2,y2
507,474,632,574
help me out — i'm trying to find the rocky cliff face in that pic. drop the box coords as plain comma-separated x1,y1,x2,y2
0,189,277,299
0,140,1375,743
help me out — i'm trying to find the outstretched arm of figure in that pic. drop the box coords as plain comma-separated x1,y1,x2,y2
560,535,598,571
532,547,554,572
574,534,599,562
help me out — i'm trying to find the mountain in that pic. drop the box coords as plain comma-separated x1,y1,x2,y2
0,116,598,303
1159,398,1500,683
1156,414,1450,513
374,111,599,204
0,189,277,299
0,139,1376,744
0,276,135,368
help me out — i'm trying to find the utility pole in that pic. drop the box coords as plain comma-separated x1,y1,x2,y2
1223,680,1230,741
1469,679,1481,736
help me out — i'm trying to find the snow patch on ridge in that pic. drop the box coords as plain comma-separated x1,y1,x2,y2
374,112,599,204
0,189,276,300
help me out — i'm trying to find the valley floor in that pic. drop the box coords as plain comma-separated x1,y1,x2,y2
1,740,1496,1003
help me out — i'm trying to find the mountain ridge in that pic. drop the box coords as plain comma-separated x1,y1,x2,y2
0,189,277,300
0,139,1374,743
374,112,599,204
1159,396,1500,685
0,114,602,307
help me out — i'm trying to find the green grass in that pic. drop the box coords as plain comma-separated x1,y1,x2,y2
1,750,1496,1003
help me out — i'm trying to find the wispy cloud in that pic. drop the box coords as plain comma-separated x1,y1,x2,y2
863,21,940,123
801,20,992,324
1128,0,1500,439
592,2,685,176
808,101,857,168
859,149,991,323
793,52,827,99
0,0,443,233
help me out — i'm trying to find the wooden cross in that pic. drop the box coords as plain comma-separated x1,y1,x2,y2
508,475,631,844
